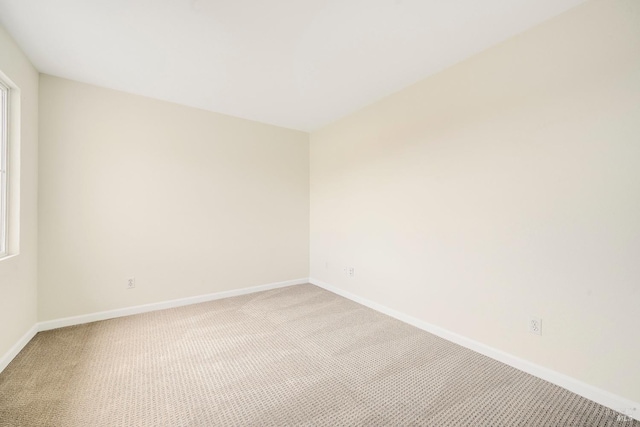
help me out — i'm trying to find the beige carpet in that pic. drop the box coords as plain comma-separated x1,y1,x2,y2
0,284,634,426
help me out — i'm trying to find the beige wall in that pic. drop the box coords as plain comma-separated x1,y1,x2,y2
0,26,39,358
3,0,639,408
310,0,640,403
38,75,309,321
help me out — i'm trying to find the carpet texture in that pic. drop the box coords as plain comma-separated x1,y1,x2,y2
0,284,634,426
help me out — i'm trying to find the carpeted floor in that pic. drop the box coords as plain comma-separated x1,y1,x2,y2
0,284,634,426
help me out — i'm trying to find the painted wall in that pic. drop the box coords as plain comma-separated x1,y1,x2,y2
310,0,640,403
38,75,309,321
0,26,39,359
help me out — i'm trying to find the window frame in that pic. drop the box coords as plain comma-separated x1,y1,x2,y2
0,78,8,257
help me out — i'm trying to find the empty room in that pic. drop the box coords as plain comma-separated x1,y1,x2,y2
0,0,639,425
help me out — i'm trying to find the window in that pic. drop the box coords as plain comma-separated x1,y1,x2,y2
0,78,8,256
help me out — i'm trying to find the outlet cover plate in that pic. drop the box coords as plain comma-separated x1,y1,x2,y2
529,317,542,335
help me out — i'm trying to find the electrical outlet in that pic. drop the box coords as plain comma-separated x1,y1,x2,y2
127,276,136,289
348,267,355,278
343,266,348,276
529,317,542,335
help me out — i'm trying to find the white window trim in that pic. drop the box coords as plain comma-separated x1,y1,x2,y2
0,78,8,257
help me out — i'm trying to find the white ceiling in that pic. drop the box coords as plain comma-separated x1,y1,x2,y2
0,0,586,131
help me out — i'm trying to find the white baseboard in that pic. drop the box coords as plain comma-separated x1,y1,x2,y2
3,277,637,422
39,277,309,332
309,278,639,422
2,278,309,375
0,324,38,374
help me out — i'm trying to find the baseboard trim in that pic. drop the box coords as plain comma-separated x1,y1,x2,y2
309,278,639,422
0,324,38,374
1,278,309,376
4,278,637,421
38,278,309,332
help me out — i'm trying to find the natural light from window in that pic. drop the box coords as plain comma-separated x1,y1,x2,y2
0,78,8,257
